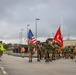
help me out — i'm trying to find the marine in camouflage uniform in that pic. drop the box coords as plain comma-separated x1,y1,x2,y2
28,42,35,62
44,40,53,62
37,43,42,61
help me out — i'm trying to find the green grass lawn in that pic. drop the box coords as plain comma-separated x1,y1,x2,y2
4,50,12,55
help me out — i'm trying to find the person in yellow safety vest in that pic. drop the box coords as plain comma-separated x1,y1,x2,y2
21,45,25,58
0,43,5,51
0,41,5,61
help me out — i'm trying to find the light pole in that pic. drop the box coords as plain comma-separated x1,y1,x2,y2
35,18,40,40
27,24,30,44
52,33,54,37
35,18,40,62
21,29,24,45
19,32,21,44
68,34,70,40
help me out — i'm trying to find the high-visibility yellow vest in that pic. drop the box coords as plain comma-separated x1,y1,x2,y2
0,43,5,51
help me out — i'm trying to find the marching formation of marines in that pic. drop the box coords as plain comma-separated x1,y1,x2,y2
1,39,76,62
12,39,76,63
36,40,76,62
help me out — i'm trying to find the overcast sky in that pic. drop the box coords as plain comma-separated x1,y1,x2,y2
0,0,76,44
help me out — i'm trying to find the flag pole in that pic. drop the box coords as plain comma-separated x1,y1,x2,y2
60,0,63,37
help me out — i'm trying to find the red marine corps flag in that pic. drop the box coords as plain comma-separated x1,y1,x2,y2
54,26,63,47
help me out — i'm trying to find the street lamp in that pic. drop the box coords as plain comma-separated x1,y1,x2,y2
19,32,21,44
52,33,54,37
27,24,30,44
35,18,40,40
21,29,24,44
68,34,70,40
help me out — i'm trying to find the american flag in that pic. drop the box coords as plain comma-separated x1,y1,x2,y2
28,29,37,53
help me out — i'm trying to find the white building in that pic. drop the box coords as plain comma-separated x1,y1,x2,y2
64,40,76,46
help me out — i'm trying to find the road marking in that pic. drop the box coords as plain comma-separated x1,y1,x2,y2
3,70,7,75
1,66,4,70
0,65,7,75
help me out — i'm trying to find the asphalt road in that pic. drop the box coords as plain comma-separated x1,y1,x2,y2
0,54,76,75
